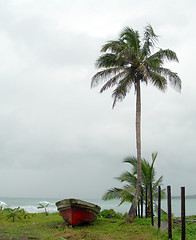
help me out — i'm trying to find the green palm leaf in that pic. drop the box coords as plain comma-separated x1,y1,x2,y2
102,187,123,200
120,27,140,54
102,153,166,214
115,171,137,185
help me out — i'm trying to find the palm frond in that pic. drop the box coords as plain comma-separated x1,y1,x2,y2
143,24,158,46
120,27,140,54
102,187,123,201
141,161,151,185
141,24,158,58
91,67,123,88
149,152,158,181
95,53,120,68
152,152,158,163
147,70,167,91
116,45,138,64
145,57,163,70
115,171,137,186
158,67,181,91
119,185,135,203
150,49,179,63
123,156,137,167
112,75,133,108
101,39,125,53
100,70,127,93
102,185,135,204
153,176,164,190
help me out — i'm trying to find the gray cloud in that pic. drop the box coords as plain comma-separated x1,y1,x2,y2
0,0,195,199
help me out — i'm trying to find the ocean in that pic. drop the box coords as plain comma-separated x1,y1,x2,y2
0,197,196,217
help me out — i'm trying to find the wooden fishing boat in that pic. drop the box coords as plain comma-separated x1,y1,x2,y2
56,198,101,226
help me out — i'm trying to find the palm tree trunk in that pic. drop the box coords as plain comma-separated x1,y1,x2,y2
127,80,142,221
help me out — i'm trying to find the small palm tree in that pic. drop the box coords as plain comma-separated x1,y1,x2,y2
102,153,165,216
6,207,22,222
37,202,49,216
20,208,31,220
91,24,181,220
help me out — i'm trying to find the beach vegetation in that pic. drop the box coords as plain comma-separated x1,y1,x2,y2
3,207,31,222
91,24,181,220
20,208,31,219
37,201,49,216
0,209,165,239
4,207,22,222
0,208,196,239
103,153,166,217
99,209,124,219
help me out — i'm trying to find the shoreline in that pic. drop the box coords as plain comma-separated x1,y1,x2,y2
1,197,196,217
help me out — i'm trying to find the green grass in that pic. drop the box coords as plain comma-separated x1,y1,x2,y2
164,215,196,240
0,209,196,240
0,211,62,239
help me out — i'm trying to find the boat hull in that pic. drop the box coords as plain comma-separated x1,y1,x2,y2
56,198,101,226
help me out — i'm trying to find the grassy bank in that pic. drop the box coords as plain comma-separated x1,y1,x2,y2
0,208,195,239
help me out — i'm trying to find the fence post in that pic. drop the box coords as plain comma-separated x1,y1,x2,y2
145,185,148,218
141,188,143,218
138,201,140,218
158,186,161,228
150,182,154,225
181,187,185,240
167,185,172,239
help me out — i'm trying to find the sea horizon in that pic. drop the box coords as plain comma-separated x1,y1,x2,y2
1,196,196,217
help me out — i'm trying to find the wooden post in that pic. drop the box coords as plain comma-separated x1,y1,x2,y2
167,186,172,239
138,201,140,218
141,188,143,218
158,186,161,228
145,185,148,218
150,182,154,226
181,187,185,240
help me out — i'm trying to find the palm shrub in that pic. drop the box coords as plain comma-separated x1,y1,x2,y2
20,208,31,219
5,207,22,222
102,153,166,217
37,202,49,216
99,209,124,219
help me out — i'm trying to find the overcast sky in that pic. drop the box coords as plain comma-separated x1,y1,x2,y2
0,0,195,199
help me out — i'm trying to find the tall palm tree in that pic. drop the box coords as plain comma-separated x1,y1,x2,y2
102,153,166,217
91,24,181,220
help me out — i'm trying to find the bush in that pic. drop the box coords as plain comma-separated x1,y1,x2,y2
99,209,124,219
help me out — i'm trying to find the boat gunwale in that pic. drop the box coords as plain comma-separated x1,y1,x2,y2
56,198,101,215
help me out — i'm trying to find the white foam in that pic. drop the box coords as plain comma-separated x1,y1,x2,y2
0,200,7,209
